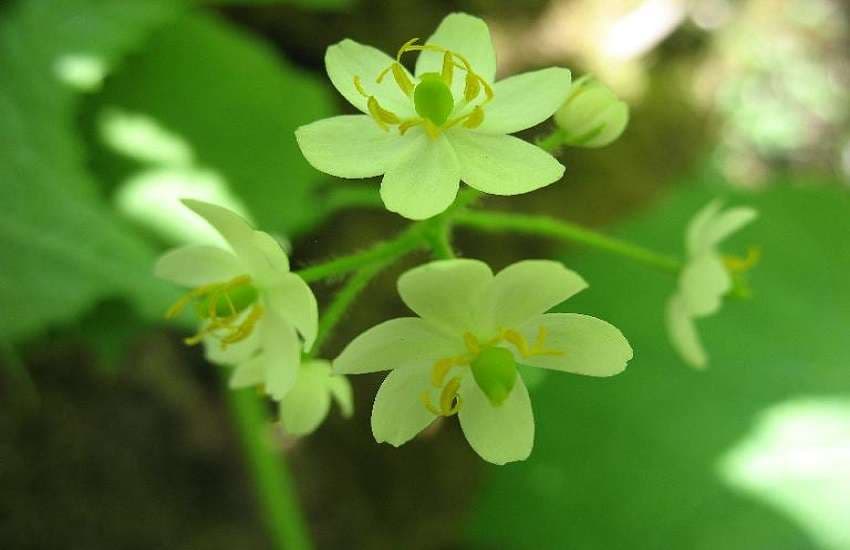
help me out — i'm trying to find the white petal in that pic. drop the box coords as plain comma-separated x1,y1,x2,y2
514,313,633,377
680,253,730,317
228,354,266,389
295,115,417,178
261,312,301,399
397,259,493,335
325,39,414,115
448,130,564,195
477,68,572,135
334,317,460,375
154,245,244,287
701,207,758,252
458,376,534,465
279,361,332,435
371,363,437,446
327,373,354,418
685,200,722,255
264,273,318,351
485,260,588,331
380,132,460,220
666,295,708,369
415,13,497,83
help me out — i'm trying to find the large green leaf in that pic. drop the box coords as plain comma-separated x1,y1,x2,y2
86,11,338,239
0,0,184,341
469,183,850,549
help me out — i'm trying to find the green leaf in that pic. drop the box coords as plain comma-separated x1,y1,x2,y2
87,11,337,239
0,0,184,341
469,182,850,549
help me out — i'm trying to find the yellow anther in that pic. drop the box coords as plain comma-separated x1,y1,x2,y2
431,357,457,388
439,377,462,415
463,332,480,354
501,327,563,358
420,391,442,416
724,246,761,273
392,63,414,96
396,37,420,61
367,97,401,130
441,51,454,87
353,75,369,98
464,72,481,102
462,105,485,129
398,118,423,134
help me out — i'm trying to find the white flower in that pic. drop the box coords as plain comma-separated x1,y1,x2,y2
295,13,572,220
334,259,633,465
155,200,318,399
667,200,758,368
231,358,353,435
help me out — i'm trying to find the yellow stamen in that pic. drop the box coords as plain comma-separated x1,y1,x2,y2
441,51,454,87
724,246,761,273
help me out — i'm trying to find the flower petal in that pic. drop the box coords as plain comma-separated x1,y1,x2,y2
228,354,266,389
154,245,244,287
295,115,416,178
680,253,730,317
371,363,437,446
514,313,633,377
415,13,497,83
458,376,534,465
327,373,354,418
484,260,588,331
701,207,758,251
279,361,332,435
448,130,564,195
398,259,493,335
334,317,460,375
380,132,460,220
666,295,708,369
264,273,319,351
476,68,572,135
325,39,414,115
261,312,301,399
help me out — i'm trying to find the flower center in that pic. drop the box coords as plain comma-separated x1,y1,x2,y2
723,246,761,299
352,38,494,138
420,327,564,415
165,274,264,350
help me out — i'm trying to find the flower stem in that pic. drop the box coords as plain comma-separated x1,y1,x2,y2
536,128,566,154
311,257,395,356
295,225,425,283
454,209,681,273
226,382,313,550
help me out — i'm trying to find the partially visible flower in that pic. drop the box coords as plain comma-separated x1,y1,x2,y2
296,13,572,220
554,76,629,148
334,259,632,465
155,200,318,399
667,200,758,368
231,358,353,435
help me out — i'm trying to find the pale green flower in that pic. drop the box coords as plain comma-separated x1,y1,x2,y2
155,199,318,399
231,358,353,436
666,200,758,368
554,75,629,148
334,259,632,465
295,13,572,220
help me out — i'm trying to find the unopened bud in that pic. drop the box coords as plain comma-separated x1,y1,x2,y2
554,76,628,148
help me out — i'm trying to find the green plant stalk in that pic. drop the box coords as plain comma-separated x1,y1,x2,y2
536,127,567,154
454,210,681,273
311,257,395,356
226,382,313,550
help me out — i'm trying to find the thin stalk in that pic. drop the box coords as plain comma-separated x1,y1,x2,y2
311,257,395,356
425,218,456,260
454,210,681,273
226,383,313,550
536,127,566,154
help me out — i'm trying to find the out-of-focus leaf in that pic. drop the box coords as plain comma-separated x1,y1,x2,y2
469,182,850,549
88,11,336,239
0,0,184,341
202,0,353,9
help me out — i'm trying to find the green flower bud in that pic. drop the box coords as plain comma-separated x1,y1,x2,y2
470,346,518,407
554,76,629,148
414,73,454,126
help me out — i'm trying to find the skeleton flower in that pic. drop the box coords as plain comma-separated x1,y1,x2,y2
295,13,572,220
155,200,318,399
334,259,633,465
231,358,353,435
666,200,758,368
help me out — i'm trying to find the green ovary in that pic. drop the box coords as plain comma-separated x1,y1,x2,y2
414,73,454,126
195,284,258,319
470,346,518,407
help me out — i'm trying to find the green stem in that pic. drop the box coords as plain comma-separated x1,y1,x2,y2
424,217,456,260
226,382,313,550
295,225,424,283
311,258,395,356
536,128,566,154
454,210,681,273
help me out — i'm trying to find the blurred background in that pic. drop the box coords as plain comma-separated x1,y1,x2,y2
1,0,849,548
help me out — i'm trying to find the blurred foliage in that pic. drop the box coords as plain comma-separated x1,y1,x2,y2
469,181,850,549
0,0,184,341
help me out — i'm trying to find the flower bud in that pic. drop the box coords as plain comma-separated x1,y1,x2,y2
554,76,629,148
470,346,518,407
